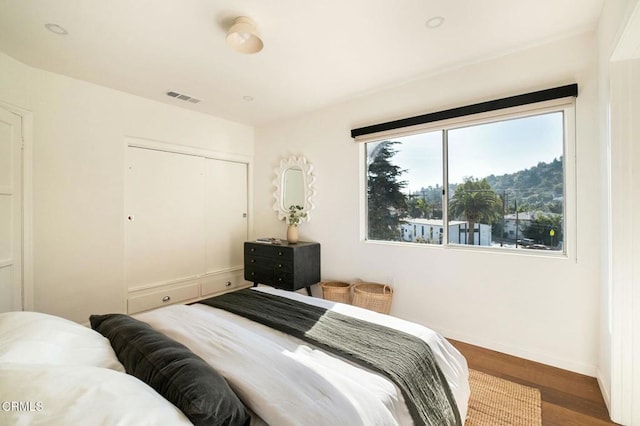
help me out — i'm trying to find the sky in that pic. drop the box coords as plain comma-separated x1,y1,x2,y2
377,111,564,193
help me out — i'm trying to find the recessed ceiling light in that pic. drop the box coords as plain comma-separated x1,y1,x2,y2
242,96,254,102
45,23,68,35
425,16,444,29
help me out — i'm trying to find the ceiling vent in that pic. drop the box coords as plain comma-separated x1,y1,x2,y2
165,90,201,104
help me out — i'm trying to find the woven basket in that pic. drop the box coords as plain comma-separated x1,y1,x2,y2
352,282,393,314
319,281,352,304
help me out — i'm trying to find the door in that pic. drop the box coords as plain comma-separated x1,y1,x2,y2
204,159,248,272
610,58,640,425
125,147,205,289
0,108,22,312
125,145,249,290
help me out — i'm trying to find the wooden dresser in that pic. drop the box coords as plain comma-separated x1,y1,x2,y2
244,241,321,295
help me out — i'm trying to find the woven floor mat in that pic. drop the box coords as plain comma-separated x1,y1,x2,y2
465,369,542,426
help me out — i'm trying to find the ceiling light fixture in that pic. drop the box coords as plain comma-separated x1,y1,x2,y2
44,23,68,35
425,16,445,29
226,16,263,54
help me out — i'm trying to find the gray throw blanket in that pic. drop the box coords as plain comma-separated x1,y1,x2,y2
200,289,461,426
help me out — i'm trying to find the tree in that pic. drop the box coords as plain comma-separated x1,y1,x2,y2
367,141,407,241
409,186,443,219
523,213,563,247
407,197,431,218
448,177,502,245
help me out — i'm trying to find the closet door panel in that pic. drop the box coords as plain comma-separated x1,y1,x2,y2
204,159,247,273
126,147,205,289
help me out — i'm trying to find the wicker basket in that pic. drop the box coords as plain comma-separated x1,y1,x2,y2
352,282,393,314
319,281,352,304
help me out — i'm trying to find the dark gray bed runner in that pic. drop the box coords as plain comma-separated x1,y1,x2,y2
199,289,461,426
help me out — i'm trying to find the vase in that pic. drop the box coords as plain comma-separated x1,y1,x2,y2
287,224,298,244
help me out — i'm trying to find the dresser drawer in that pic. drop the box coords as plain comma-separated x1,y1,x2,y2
201,272,246,297
245,254,293,272
244,265,293,288
244,243,292,260
128,282,200,314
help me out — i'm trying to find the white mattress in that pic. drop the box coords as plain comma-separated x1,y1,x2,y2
135,287,470,426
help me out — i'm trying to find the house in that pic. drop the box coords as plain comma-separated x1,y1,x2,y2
502,211,535,240
502,210,563,246
401,219,492,246
401,219,444,244
1,1,639,424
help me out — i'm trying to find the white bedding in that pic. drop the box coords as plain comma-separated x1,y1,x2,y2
0,311,124,371
135,287,470,426
0,311,192,426
0,364,192,426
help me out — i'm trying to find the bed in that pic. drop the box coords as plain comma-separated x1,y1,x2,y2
0,287,470,426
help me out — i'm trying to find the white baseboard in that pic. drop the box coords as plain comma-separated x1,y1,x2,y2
438,326,597,377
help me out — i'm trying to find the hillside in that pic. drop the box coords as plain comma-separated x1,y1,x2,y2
408,157,564,215
484,157,563,212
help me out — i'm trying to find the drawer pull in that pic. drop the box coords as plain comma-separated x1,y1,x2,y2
251,272,255,276
278,251,283,256
250,248,255,252
225,281,232,287
162,296,171,302
250,259,255,263
278,263,282,268
278,277,283,282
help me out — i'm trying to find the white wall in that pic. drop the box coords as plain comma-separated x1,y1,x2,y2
255,33,601,375
0,52,253,324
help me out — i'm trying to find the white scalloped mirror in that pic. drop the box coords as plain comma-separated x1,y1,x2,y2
272,156,316,222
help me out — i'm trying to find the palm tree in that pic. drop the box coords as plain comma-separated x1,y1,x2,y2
449,178,502,245
407,197,431,218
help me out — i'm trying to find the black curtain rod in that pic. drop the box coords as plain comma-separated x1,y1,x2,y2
350,83,578,139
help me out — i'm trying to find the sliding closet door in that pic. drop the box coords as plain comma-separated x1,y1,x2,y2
125,147,205,289
204,159,247,272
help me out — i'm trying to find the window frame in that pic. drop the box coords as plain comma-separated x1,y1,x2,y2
359,97,576,258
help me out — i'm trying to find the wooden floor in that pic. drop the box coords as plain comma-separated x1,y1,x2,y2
449,340,617,426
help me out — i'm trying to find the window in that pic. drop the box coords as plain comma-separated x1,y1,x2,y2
363,98,574,254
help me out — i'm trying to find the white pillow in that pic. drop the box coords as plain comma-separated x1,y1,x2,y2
0,364,192,426
0,311,124,371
